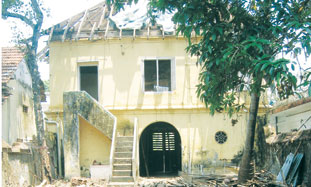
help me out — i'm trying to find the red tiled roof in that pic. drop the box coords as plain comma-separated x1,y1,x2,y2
2,47,24,84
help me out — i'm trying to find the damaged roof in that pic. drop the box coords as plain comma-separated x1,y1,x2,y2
2,47,24,84
46,1,178,42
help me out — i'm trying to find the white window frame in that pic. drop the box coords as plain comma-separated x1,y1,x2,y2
77,61,99,101
141,57,176,93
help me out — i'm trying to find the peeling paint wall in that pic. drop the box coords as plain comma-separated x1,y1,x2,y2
63,91,115,178
2,61,36,145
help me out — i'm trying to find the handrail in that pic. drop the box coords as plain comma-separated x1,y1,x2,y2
109,115,117,180
132,117,138,183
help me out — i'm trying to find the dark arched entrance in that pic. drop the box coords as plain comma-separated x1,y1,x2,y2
139,122,181,177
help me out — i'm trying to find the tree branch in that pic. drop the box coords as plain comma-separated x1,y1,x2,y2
3,11,34,28
31,0,43,22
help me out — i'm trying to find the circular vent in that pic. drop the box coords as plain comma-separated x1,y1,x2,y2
215,131,227,144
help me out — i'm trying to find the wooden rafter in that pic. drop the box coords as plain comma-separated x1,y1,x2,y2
75,9,89,40
105,5,114,39
48,25,54,44
97,6,106,30
62,17,72,42
89,22,97,40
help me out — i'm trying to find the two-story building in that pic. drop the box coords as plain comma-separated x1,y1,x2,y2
45,1,268,183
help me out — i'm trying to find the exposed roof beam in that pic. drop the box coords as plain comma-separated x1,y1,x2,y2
89,22,97,40
75,9,89,41
48,25,54,44
105,5,114,39
97,6,106,30
62,17,72,42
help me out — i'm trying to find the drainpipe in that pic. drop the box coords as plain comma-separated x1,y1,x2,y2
45,120,62,178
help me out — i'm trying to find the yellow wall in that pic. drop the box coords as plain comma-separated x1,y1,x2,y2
112,109,248,162
49,37,202,111
79,116,111,171
48,37,268,173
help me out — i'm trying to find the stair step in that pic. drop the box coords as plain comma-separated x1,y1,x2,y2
107,182,135,187
116,136,133,142
115,147,132,152
115,152,132,158
114,158,131,164
113,164,131,170
110,176,134,183
116,141,133,147
113,170,132,176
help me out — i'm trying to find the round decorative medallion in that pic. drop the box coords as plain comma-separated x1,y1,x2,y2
215,131,227,144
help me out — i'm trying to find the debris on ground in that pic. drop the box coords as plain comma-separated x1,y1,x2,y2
41,171,276,186
138,176,193,186
42,177,106,187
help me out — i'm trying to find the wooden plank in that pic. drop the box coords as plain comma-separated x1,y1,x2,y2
75,9,89,40
276,153,294,183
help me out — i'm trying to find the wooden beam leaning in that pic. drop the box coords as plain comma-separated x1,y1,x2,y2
62,17,72,42
105,5,114,39
48,25,54,44
89,22,97,40
75,9,89,41
97,6,106,30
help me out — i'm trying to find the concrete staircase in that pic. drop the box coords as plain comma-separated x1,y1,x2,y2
108,136,135,187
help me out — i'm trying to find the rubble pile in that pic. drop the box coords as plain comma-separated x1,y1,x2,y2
41,171,277,187
192,171,275,186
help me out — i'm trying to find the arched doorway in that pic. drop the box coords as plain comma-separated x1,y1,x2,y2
139,122,181,177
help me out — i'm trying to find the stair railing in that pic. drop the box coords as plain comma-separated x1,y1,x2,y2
109,115,117,181
132,117,138,183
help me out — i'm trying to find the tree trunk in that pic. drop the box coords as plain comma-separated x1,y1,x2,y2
238,91,261,183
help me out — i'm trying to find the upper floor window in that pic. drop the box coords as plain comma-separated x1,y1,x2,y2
143,58,175,92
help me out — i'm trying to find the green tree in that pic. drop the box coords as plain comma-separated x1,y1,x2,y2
108,0,311,182
2,0,52,182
